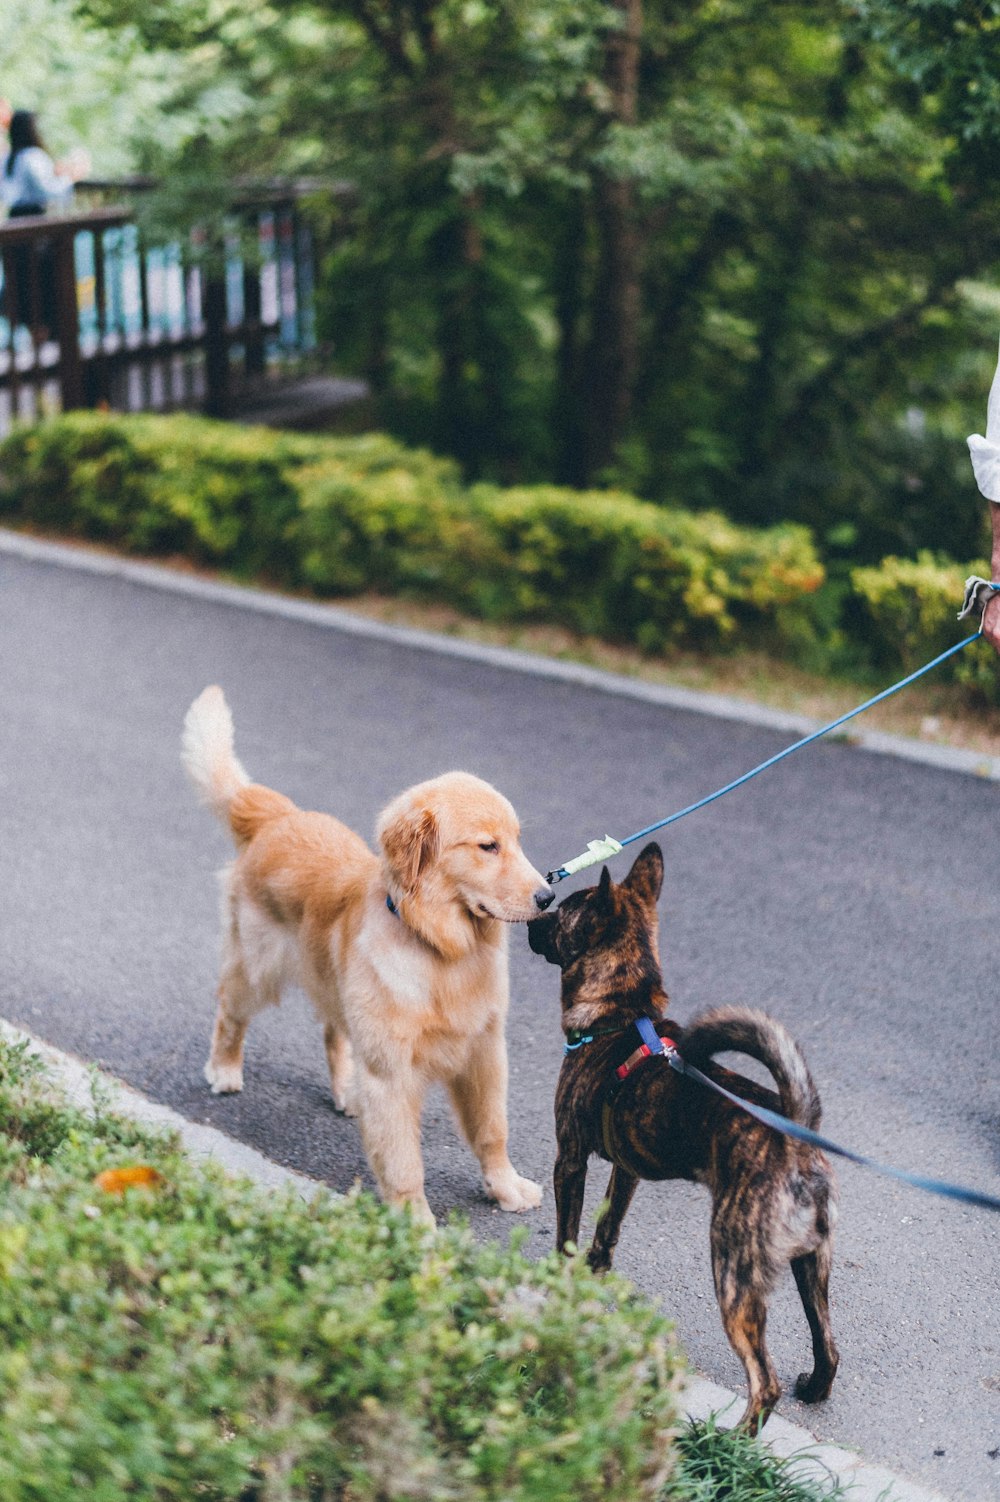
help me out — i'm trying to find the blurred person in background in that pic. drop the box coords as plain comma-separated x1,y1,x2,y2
0,108,90,343
0,108,89,218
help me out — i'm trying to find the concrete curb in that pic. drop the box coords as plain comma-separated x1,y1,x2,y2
0,1018,950,1502
1,525,998,784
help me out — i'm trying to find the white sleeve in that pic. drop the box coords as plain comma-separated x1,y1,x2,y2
968,336,1000,503
23,147,73,204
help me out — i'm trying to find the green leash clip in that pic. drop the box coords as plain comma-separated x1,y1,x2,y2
557,836,624,879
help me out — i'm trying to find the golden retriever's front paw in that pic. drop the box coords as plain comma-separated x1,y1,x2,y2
204,1059,243,1094
389,1192,436,1230
488,1171,543,1212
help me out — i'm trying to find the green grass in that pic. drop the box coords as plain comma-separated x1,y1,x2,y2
671,1418,848,1501
0,1029,851,1502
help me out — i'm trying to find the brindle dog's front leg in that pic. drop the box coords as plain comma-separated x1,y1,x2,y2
554,1148,588,1252
587,1163,639,1272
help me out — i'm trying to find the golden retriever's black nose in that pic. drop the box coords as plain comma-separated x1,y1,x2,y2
534,886,555,911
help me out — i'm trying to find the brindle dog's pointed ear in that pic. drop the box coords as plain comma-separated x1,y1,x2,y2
623,842,663,904
596,864,615,910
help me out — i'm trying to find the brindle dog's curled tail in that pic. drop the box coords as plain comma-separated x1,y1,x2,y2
680,1005,822,1130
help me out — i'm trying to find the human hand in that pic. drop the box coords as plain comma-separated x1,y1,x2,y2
981,591,1000,654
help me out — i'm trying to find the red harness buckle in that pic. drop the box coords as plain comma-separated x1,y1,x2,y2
616,1043,651,1079
615,1026,676,1081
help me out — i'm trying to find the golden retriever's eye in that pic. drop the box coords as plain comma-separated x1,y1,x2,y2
478,840,500,854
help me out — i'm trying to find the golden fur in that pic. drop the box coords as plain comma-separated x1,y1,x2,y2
182,685,551,1225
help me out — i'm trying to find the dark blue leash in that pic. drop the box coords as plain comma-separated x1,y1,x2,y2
631,1017,1000,1215
548,630,985,883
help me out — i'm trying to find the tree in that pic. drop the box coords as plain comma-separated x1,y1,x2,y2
1,0,192,175
69,0,1000,560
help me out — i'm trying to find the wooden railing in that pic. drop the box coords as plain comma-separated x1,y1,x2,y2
0,184,323,434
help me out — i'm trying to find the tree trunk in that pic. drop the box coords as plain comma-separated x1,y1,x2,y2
580,0,643,483
552,196,588,487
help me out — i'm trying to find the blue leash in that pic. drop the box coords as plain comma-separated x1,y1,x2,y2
548,630,984,883
629,1018,1000,1215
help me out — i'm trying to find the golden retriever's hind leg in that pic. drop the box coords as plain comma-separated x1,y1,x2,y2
358,1072,435,1228
205,998,249,1095
324,1022,357,1116
447,1028,542,1213
205,957,273,1095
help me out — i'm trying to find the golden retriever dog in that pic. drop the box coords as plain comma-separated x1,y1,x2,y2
181,685,553,1226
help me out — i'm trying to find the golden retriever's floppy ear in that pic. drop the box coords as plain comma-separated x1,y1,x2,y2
622,842,663,905
379,803,440,893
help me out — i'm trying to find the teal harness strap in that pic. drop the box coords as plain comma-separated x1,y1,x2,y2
548,629,985,884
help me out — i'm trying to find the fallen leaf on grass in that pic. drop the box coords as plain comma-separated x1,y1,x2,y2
93,1166,165,1194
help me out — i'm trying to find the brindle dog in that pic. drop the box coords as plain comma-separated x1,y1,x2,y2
527,842,839,1430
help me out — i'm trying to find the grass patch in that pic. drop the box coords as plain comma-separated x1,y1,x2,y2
672,1419,848,1501
0,1030,853,1501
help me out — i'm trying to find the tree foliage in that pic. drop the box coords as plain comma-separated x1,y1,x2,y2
60,0,1000,559
1,0,191,176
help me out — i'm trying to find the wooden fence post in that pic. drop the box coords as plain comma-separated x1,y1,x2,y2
203,272,229,417
243,212,265,379
52,226,84,412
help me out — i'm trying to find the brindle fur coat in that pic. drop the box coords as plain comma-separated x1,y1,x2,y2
527,843,839,1429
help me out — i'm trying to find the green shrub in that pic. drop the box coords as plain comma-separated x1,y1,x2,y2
0,1031,682,1502
0,412,305,579
850,550,997,702
0,1034,852,1502
460,486,824,650
293,467,823,652
6,411,996,696
0,412,823,656
293,449,470,596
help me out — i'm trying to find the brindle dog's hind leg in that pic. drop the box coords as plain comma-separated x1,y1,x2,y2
791,1246,839,1403
711,1212,782,1430
587,1164,640,1272
716,1285,782,1431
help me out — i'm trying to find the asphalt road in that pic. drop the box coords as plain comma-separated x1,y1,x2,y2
2,534,998,1500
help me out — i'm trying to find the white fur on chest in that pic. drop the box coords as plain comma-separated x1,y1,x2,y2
344,905,510,1076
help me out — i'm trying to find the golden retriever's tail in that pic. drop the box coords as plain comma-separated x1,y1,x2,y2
681,1005,822,1131
182,686,295,845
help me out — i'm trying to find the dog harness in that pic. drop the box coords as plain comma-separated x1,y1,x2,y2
574,1015,680,1168
614,1015,676,1078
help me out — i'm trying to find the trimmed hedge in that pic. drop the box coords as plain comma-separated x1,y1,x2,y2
0,412,823,654
851,550,996,701
0,1032,682,1502
0,415,457,585
2,410,993,697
